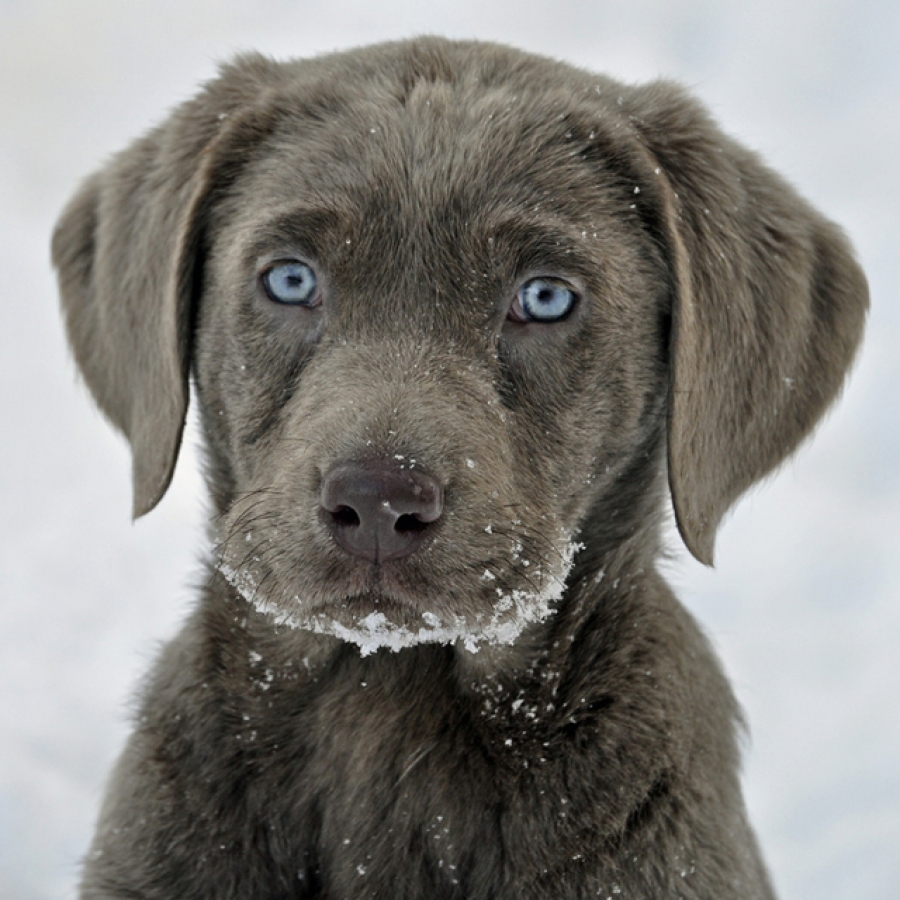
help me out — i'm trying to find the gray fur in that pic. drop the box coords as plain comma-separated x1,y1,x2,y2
53,38,867,899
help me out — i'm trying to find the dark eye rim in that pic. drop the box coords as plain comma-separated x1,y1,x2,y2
259,259,322,308
507,275,581,324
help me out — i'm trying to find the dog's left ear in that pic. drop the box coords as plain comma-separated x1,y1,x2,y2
53,55,281,518
623,83,868,564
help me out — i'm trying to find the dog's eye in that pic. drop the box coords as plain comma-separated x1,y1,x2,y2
509,278,577,323
262,261,320,306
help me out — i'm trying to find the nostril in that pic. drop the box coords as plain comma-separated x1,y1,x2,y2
331,506,360,528
395,513,429,534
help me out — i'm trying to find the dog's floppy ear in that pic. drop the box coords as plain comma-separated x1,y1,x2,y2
625,84,868,564
52,55,281,518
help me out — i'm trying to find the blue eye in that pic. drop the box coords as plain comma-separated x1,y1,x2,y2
262,261,320,306
510,277,578,322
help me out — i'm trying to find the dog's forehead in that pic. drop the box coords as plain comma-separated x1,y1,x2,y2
235,76,631,259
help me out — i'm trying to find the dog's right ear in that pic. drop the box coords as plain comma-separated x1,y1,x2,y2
52,55,281,518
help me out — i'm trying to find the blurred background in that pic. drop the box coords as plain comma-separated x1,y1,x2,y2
1,1,898,897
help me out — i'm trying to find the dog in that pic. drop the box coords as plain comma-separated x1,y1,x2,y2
53,37,867,899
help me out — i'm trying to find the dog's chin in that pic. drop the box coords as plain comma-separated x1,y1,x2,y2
217,549,579,657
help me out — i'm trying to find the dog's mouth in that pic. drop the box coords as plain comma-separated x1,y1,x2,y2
216,539,582,656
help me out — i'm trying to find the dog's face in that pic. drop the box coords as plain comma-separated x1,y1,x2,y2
52,39,867,655
199,80,670,650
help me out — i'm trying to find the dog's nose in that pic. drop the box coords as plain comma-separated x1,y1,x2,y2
320,462,443,563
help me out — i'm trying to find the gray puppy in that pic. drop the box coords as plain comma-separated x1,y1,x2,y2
53,38,867,899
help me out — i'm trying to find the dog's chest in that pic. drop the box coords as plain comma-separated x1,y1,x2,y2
231,644,514,896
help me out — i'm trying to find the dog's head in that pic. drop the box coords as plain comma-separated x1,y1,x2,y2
53,39,867,653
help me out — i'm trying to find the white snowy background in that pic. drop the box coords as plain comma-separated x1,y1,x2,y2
1,1,898,897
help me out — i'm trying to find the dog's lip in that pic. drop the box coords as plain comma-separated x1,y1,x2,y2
309,571,430,615
310,592,416,618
